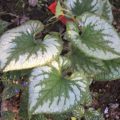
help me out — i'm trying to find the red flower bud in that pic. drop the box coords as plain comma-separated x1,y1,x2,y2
48,1,74,24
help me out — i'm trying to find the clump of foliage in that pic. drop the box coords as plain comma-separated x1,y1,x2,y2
0,0,120,120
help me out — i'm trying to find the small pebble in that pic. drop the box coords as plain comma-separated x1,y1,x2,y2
104,107,109,114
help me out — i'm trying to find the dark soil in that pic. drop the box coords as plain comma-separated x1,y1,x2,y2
90,80,120,120
0,0,120,120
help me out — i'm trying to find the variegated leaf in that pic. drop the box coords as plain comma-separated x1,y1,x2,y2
64,0,113,22
0,20,62,72
84,108,104,120
94,59,120,81
65,0,103,15
67,13,120,60
70,46,104,75
73,107,104,120
94,68,120,81
101,0,113,23
29,57,89,114
73,105,104,120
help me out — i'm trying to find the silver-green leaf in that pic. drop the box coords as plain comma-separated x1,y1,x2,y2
65,0,103,16
94,59,120,81
29,57,89,114
0,20,62,72
101,0,113,23
73,107,104,120
67,13,120,60
65,0,113,22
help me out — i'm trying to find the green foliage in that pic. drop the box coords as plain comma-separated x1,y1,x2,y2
1,111,15,120
0,20,9,35
101,0,113,23
31,114,47,120
80,24,114,52
2,83,21,100
0,21,62,72
56,1,63,18
29,57,89,114
1,0,120,120
65,0,113,22
1,69,31,100
84,108,104,120
70,45,104,75
67,13,120,60
73,107,104,120
94,58,120,81
19,86,48,120
8,32,41,62
70,0,98,16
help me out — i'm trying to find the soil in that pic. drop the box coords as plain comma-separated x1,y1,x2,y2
0,0,120,120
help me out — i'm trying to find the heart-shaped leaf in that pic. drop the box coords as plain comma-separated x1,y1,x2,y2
65,0,113,22
67,13,120,60
0,20,62,72
29,57,89,114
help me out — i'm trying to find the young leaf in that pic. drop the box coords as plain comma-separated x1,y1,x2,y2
29,57,90,114
73,107,104,120
101,0,113,23
0,21,62,72
84,108,104,120
55,1,64,18
66,13,120,60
